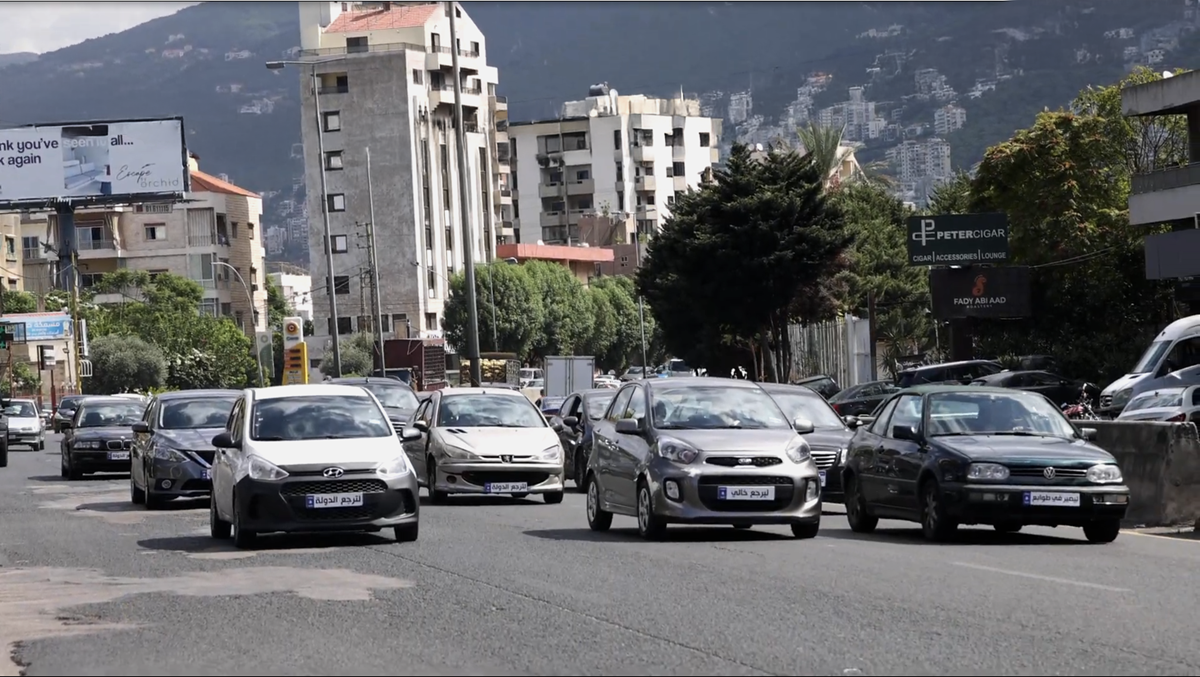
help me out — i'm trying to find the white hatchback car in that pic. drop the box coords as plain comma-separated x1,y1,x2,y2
209,384,420,549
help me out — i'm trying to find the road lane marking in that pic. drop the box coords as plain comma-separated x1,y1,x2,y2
951,561,1131,592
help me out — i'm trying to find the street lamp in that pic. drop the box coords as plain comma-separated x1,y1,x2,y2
266,57,344,376
213,261,266,388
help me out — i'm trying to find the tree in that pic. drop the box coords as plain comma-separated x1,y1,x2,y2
589,276,653,371
88,335,168,394
265,275,294,329
927,172,973,215
320,332,373,377
522,260,593,360
443,261,544,358
1,290,35,315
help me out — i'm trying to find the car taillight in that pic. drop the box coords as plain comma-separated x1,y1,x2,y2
1167,413,1187,422
831,403,842,414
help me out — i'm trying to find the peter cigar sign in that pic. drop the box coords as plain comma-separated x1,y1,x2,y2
930,266,1032,320
906,213,1010,266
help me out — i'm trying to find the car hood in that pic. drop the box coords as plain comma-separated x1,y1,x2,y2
158,427,225,450
384,406,415,422
936,435,1115,464
74,426,134,440
1116,407,1183,422
802,429,855,450
1102,373,1146,397
659,428,800,453
251,437,403,468
8,416,41,428
437,427,559,456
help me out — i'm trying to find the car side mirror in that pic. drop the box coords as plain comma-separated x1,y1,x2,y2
1080,427,1098,441
892,425,920,442
550,419,564,432
400,427,423,441
211,431,238,449
413,420,429,432
793,417,815,435
59,420,73,430
131,421,150,434
843,415,861,428
562,415,579,428
615,417,642,435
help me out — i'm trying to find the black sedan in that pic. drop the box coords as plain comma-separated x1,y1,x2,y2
554,388,618,489
970,370,1095,408
841,385,1129,543
828,380,900,417
760,383,857,503
330,376,421,433
60,397,148,480
130,389,239,508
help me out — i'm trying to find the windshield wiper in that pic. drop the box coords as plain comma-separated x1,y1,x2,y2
255,435,286,441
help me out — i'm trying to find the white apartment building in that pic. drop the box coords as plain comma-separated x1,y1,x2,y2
933,104,967,135
509,86,722,244
886,138,953,182
269,271,313,321
296,1,507,352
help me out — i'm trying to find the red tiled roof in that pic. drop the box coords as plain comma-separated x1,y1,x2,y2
497,243,614,263
325,3,440,33
189,170,259,199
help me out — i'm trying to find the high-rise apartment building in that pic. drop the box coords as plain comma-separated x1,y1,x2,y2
296,1,507,351
509,87,721,245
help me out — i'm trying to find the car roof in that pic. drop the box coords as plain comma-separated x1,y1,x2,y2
894,384,1014,396
794,375,833,382
330,377,413,388
252,384,374,401
643,376,763,390
902,360,1001,373
77,396,148,406
578,388,617,397
441,387,527,398
155,389,241,401
760,383,820,395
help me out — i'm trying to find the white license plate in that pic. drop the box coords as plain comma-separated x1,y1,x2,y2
305,492,364,509
201,469,211,480
1024,491,1081,508
818,470,827,487
107,451,130,461
718,485,776,501
484,482,529,494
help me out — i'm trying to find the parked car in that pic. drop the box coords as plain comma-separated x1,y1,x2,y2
130,389,240,508
209,384,420,548
841,385,1129,543
586,377,822,540
538,396,566,417
60,397,148,480
554,389,619,489
828,380,900,417
971,370,1096,408
895,360,1003,387
792,375,841,400
760,384,856,503
1116,387,1200,422
620,366,648,381
5,399,45,450
329,376,420,434
53,395,87,433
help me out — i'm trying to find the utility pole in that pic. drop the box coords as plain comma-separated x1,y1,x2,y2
449,1,482,386
633,227,648,370
365,147,387,376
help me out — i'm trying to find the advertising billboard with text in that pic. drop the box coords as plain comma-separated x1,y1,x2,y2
930,266,1032,320
0,117,189,208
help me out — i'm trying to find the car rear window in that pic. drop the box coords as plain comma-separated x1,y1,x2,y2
1127,391,1184,411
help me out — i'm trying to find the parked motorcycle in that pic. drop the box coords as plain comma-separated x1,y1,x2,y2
1061,382,1100,420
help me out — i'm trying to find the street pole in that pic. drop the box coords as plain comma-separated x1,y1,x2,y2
449,1,482,386
312,65,343,377
633,229,648,369
487,265,498,352
365,147,387,376
215,262,265,387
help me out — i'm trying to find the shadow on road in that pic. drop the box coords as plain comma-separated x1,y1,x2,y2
27,474,65,483
524,527,791,543
419,495,538,507
821,526,1079,546
77,497,207,513
138,531,392,554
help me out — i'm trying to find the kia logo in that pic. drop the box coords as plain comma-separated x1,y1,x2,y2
323,467,345,478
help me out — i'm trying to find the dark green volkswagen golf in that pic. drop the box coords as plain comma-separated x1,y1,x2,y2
841,385,1130,543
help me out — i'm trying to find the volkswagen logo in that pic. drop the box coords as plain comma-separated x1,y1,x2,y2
737,457,753,465
1043,467,1056,480
322,467,345,478
500,455,513,463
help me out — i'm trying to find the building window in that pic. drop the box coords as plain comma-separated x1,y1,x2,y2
425,312,438,331
21,236,40,260
134,203,172,214
322,111,341,132
470,40,480,55
326,193,346,212
667,194,675,205
346,36,369,54
231,222,239,239
412,68,423,85
336,317,353,335
331,234,349,253
319,73,349,95
333,275,350,295
699,132,711,147
325,150,344,170
221,302,232,316
199,299,218,317
575,169,590,181
427,269,436,297
144,224,166,241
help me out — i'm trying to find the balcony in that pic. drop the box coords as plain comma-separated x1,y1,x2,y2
426,46,482,71
540,211,566,228
567,178,594,196
673,175,689,192
635,176,656,191
631,145,652,162
500,220,515,236
1129,163,1200,226
430,83,484,110
493,187,512,207
77,239,117,260
539,183,563,199
636,204,658,218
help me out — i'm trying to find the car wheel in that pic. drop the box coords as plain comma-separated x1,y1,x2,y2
791,521,820,539
231,493,258,549
1083,519,1121,544
585,473,613,532
994,522,1022,534
209,495,231,539
35,440,44,451
394,522,419,542
65,453,82,481
844,475,878,534
573,451,586,491
636,480,667,541
130,477,145,505
60,452,68,478
920,479,958,542
426,458,448,504
543,490,564,505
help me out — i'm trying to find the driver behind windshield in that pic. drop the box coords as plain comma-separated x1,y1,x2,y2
650,388,789,429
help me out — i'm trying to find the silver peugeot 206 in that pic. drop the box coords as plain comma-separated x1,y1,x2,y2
585,377,823,540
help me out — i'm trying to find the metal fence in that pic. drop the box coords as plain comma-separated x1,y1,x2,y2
789,315,873,388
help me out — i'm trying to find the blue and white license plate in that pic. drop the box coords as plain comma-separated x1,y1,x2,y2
201,468,211,480
305,492,364,508
107,451,130,461
484,482,528,494
818,470,827,487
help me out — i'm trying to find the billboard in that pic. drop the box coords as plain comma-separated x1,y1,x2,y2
906,213,1010,266
0,117,189,207
0,312,73,341
930,266,1032,320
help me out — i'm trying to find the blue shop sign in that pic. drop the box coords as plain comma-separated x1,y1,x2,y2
2,313,73,341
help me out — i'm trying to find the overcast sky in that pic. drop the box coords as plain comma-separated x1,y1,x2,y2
0,2,198,54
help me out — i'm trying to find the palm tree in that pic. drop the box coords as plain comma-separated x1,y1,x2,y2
795,122,853,188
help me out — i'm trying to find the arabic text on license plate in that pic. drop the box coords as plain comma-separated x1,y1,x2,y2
304,492,365,509
818,470,827,487
201,469,211,480
718,485,776,501
1024,491,1081,508
107,451,130,461
484,482,529,494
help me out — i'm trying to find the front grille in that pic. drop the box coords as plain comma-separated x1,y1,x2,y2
459,471,550,486
705,456,782,467
296,506,377,521
1099,394,1113,408
1009,466,1088,479
697,475,791,486
280,479,388,496
288,468,376,477
190,450,216,465
106,439,131,451
810,450,839,470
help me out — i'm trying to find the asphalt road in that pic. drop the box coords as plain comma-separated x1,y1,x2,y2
4,434,1200,676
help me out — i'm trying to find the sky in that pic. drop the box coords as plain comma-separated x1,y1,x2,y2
0,2,198,54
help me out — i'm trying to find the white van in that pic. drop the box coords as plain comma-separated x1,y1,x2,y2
1100,315,1200,416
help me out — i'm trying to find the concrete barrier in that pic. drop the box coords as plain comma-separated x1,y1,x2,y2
1084,420,1200,528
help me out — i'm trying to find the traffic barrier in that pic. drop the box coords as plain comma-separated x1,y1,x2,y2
1084,420,1200,528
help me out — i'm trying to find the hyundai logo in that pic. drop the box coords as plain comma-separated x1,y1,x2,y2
737,457,753,465
322,467,345,478
1043,467,1056,480
500,455,513,463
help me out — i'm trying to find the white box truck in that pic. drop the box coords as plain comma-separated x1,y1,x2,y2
545,356,595,398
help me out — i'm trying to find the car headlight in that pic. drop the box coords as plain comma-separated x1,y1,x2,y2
74,440,102,450
534,445,562,463
245,455,289,481
837,446,848,465
376,455,413,479
656,436,699,464
152,446,188,463
784,437,811,464
966,462,1010,481
441,444,479,460
1086,464,1123,484
1112,389,1132,408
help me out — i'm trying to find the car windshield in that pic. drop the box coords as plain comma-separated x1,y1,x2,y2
1126,390,1185,411
77,402,146,428
924,391,1078,438
250,395,392,441
541,398,565,411
4,402,37,417
766,390,845,429
159,397,237,429
651,386,792,430
59,397,84,410
359,383,419,410
437,394,546,428
1132,340,1171,374
586,394,616,420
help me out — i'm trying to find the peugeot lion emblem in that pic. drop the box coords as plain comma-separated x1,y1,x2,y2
323,467,345,478
737,457,753,465
501,455,513,463
1043,467,1056,480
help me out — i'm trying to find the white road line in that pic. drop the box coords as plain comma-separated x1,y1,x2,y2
951,561,1132,592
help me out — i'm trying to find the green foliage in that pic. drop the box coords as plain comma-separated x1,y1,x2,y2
1,290,35,314
265,275,294,330
523,260,594,359
445,262,544,359
11,361,40,391
319,332,375,377
87,335,168,395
